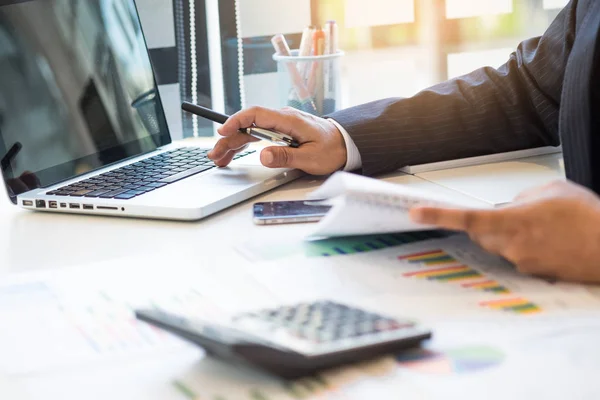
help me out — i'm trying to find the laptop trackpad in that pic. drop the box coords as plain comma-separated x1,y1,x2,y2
139,165,295,207
198,166,264,185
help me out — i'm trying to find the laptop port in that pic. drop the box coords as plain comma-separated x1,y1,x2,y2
69,203,80,209
60,203,67,208
35,200,46,209
22,200,33,207
97,206,118,211
49,201,58,209
83,204,94,210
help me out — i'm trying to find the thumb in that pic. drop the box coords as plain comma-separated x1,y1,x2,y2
261,147,297,169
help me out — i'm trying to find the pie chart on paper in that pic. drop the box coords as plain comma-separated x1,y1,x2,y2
396,346,505,375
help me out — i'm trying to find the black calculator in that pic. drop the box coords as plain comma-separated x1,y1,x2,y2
135,301,432,379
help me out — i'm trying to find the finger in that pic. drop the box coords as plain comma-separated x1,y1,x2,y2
514,185,548,202
218,107,311,142
208,134,255,161
471,233,507,255
214,151,236,168
214,145,249,168
410,207,510,233
260,146,314,170
514,180,565,202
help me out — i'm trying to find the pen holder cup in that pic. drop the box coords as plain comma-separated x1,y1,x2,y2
273,50,344,117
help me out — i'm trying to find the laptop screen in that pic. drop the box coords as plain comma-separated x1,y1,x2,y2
0,0,171,203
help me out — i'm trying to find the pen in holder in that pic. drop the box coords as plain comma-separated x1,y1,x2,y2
273,50,344,117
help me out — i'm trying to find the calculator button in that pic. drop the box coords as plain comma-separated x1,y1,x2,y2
319,330,335,342
232,301,414,345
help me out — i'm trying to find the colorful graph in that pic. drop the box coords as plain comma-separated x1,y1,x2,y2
174,375,333,400
479,298,543,315
398,249,458,266
398,248,542,314
239,231,451,261
396,346,505,375
173,381,200,400
172,357,399,400
462,280,511,294
172,345,503,399
65,294,171,354
314,231,449,257
402,265,483,281
284,376,332,399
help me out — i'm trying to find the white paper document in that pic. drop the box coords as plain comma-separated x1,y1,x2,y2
226,235,600,400
307,172,490,238
5,238,600,400
0,273,196,375
178,233,600,400
0,254,277,376
250,235,600,320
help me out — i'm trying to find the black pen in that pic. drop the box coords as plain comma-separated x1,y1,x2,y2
182,102,300,148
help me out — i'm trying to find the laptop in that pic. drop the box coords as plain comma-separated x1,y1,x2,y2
0,0,302,220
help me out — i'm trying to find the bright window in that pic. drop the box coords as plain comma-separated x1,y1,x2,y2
188,0,569,135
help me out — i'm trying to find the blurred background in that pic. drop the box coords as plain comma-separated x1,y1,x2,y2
137,0,570,138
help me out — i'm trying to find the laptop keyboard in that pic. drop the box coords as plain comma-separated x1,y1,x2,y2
45,147,256,200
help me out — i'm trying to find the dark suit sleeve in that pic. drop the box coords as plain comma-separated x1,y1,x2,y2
329,2,576,177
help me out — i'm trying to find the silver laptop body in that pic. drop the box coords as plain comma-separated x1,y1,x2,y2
0,0,301,221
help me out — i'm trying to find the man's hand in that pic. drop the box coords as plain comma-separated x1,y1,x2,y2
207,107,347,175
410,181,600,283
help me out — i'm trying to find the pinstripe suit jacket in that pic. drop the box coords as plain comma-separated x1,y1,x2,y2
330,0,600,194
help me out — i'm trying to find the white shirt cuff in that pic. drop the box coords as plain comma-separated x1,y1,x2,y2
328,118,363,172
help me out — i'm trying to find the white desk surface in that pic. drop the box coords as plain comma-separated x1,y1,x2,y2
416,153,565,206
0,141,592,400
0,139,491,277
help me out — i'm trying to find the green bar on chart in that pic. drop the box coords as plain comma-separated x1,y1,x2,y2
172,380,198,400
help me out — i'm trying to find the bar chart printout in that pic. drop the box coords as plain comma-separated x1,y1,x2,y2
171,346,506,399
397,248,542,315
236,231,451,262
0,280,204,374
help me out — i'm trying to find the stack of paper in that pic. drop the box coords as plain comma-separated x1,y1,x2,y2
306,172,490,238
